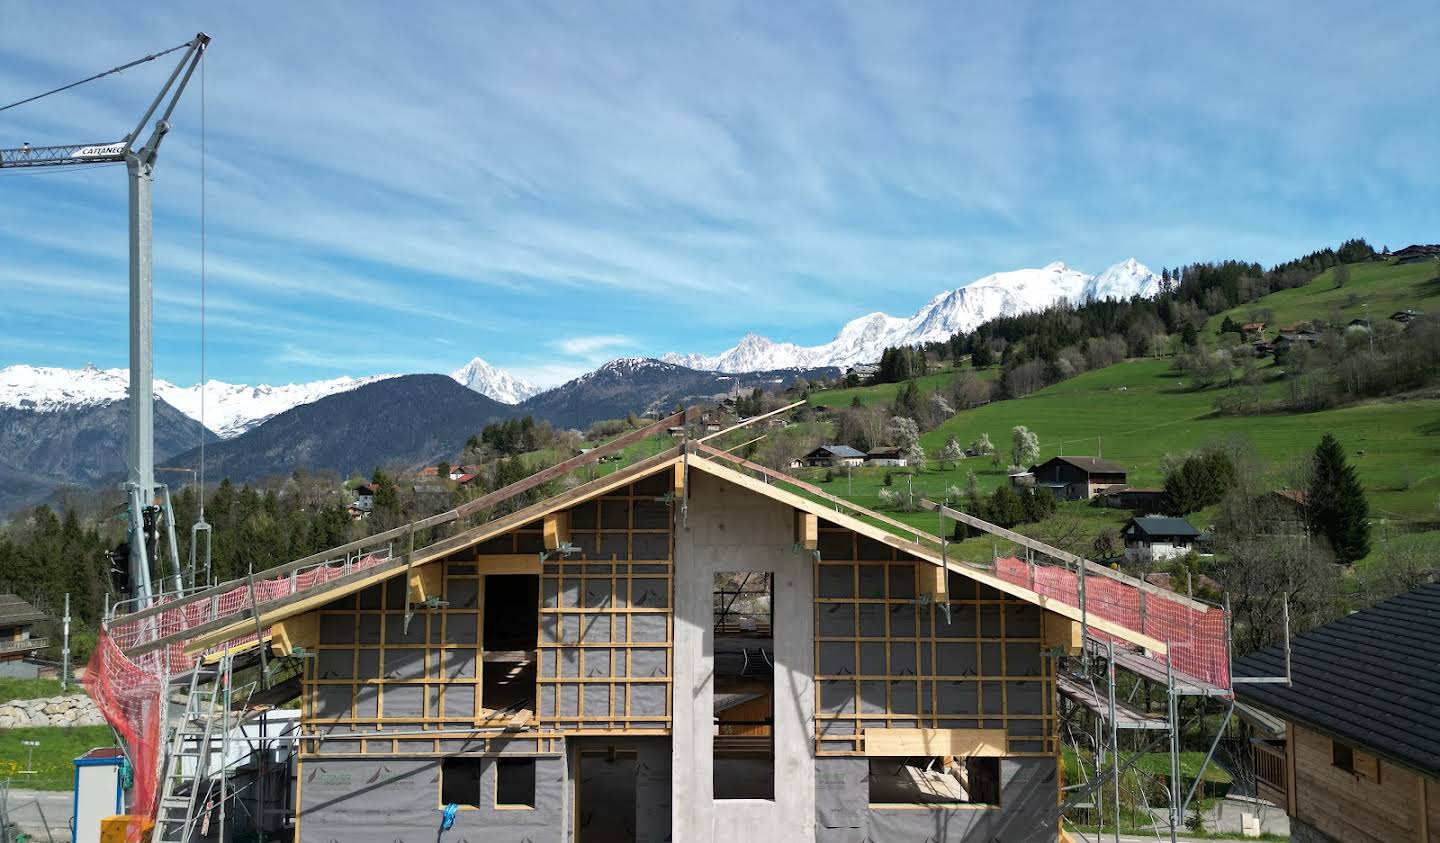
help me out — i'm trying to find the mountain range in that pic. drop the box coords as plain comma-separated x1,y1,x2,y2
0,258,1160,513
662,258,1161,372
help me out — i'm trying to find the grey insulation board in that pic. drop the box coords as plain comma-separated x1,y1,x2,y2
299,755,566,843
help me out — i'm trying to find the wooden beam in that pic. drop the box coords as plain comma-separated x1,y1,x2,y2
919,564,948,601
696,399,805,443
1042,611,1082,656
474,555,543,575
272,614,319,657
409,565,443,605
795,510,818,551
863,727,1007,757
672,462,685,498
543,511,570,550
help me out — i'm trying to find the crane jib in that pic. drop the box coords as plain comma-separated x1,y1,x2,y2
72,141,127,158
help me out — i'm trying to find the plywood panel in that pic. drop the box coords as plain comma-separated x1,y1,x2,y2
863,728,1007,757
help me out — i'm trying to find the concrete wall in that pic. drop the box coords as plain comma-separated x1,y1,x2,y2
815,756,1059,842
672,471,817,842
298,754,567,843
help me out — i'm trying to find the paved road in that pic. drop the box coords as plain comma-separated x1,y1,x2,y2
4,788,72,842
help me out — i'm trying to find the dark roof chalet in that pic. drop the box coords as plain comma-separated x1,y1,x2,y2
806,445,867,460
0,595,45,627
1123,516,1201,539
866,446,903,458
1033,455,1127,475
1234,582,1440,777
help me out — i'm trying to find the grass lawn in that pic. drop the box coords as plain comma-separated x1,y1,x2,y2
0,677,66,703
807,365,1000,408
0,725,116,791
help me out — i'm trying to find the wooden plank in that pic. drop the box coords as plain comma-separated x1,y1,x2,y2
696,400,805,443
919,564,947,601
543,512,570,550
863,727,1007,757
164,450,684,657
686,455,1168,655
272,614,319,657
472,555,543,575
409,565,443,605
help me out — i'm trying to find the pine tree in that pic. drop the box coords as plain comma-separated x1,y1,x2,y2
1307,434,1370,564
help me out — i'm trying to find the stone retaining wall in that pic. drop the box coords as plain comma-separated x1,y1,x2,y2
0,694,105,728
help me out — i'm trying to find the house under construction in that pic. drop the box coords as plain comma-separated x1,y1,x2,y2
89,410,1236,843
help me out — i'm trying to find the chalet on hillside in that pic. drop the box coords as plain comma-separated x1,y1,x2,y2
1235,583,1440,843
1390,309,1425,324
800,445,867,467
354,484,377,513
1027,456,1127,501
1120,516,1201,563
0,595,47,678
1095,485,1166,513
1240,321,1267,338
1390,243,1440,264
865,447,907,467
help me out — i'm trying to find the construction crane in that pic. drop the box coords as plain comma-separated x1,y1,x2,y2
1,34,211,607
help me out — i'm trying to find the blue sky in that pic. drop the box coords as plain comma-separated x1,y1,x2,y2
3,2,1438,387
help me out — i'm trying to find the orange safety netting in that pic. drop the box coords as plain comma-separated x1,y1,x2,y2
994,555,1230,688
85,552,389,820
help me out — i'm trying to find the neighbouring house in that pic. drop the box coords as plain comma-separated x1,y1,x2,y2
420,466,441,478
1272,331,1320,361
801,445,867,467
1026,456,1128,501
1234,582,1440,843
765,418,790,430
354,484,377,514
0,595,47,678
1120,516,1201,563
668,426,687,437
1389,243,1440,264
1390,308,1425,324
453,473,480,487
865,447,908,467
1240,321,1267,338
1258,489,1309,536
846,363,880,378
1095,485,1166,513
1008,470,1035,489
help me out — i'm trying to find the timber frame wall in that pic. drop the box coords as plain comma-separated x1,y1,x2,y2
299,470,677,745
812,525,1057,757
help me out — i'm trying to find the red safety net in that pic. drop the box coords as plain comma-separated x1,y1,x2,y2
994,555,1230,689
85,552,389,824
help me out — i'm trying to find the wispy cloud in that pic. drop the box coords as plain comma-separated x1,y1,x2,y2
2,1,1438,387
553,335,633,357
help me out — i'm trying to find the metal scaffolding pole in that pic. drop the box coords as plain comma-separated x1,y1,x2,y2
1107,641,1120,843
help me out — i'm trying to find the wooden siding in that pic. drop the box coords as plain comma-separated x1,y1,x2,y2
1291,722,1436,843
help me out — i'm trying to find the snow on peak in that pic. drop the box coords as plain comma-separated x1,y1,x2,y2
0,364,395,438
666,258,1163,373
450,357,540,405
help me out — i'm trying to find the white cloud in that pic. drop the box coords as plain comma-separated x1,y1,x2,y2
553,335,633,357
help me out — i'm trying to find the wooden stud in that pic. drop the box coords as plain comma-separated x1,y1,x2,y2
919,563,947,601
409,565,443,605
272,613,319,657
1042,611,1082,656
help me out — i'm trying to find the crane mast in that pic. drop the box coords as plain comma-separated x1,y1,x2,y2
1,33,211,607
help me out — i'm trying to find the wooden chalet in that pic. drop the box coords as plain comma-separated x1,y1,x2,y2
1027,456,1128,501
1235,582,1440,843
0,595,46,677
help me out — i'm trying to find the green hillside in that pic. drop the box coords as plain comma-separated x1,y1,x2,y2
1208,256,1439,332
784,257,1440,569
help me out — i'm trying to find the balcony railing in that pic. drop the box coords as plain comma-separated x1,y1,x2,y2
0,637,47,653
1253,740,1288,806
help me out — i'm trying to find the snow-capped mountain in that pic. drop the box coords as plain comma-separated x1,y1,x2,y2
0,364,394,438
664,259,1162,372
449,357,540,405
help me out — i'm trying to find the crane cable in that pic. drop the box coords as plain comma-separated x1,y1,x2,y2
0,40,192,113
